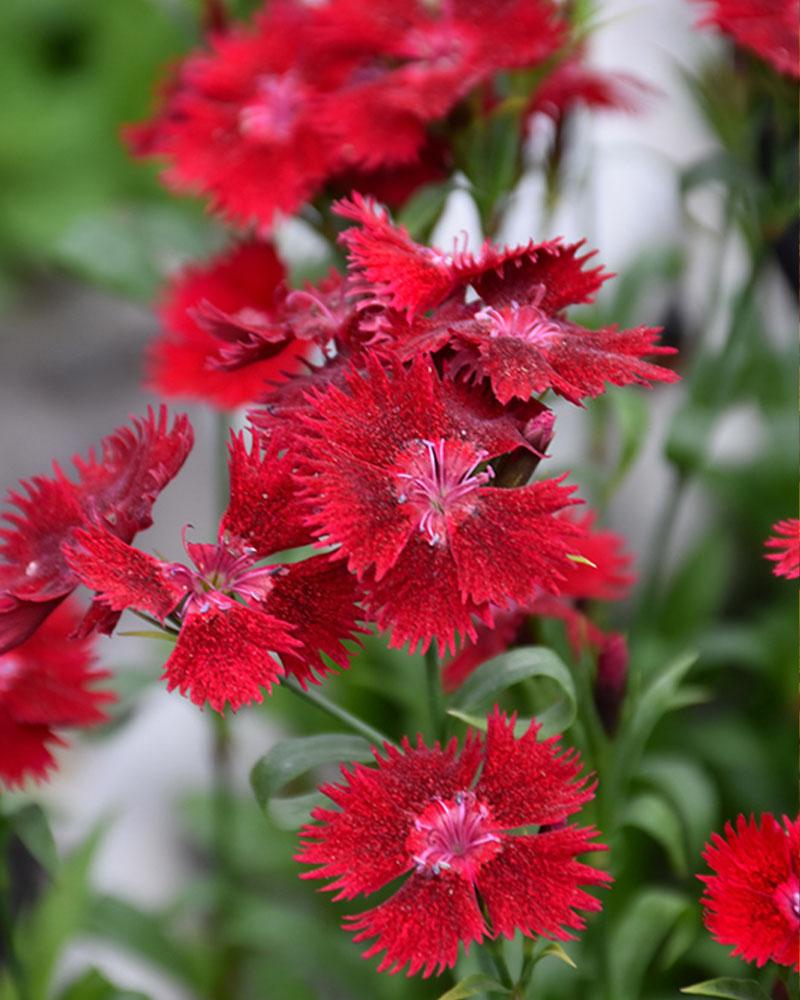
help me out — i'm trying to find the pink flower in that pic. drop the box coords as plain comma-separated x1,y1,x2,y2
64,435,363,712
700,813,800,970
0,407,192,655
0,599,114,788
765,518,800,579
298,708,610,977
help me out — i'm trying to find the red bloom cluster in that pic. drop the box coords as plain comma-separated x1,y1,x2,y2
64,434,363,713
0,407,192,656
129,0,565,229
0,600,113,788
699,813,800,970
765,518,800,579
298,708,610,977
696,0,800,78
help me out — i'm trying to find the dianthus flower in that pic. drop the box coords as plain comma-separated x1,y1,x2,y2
695,0,800,78
0,407,192,655
765,518,800,579
127,2,348,228
298,355,582,654
699,813,800,970
310,0,565,169
298,707,610,977
0,599,113,788
334,195,679,405
150,239,309,408
64,435,363,712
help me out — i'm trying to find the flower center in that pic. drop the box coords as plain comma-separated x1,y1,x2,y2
396,439,492,546
0,653,24,696
774,874,800,928
477,303,563,346
406,791,502,880
239,73,307,142
167,532,277,615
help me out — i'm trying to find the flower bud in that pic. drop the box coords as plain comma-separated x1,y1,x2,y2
594,631,628,735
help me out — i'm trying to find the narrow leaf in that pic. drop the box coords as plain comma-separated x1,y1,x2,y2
681,978,772,999
12,804,58,875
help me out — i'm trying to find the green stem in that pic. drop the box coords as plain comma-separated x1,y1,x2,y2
209,713,241,1000
0,818,30,1000
282,677,393,747
131,609,179,635
424,645,445,742
484,936,514,991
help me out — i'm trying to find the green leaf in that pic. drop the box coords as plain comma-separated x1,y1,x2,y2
16,826,105,998
609,888,691,1000
637,754,719,859
84,895,209,992
396,181,452,240
437,973,511,999
11,803,58,874
621,792,688,875
538,942,577,969
59,968,151,1000
251,733,374,829
680,978,771,999
449,646,577,737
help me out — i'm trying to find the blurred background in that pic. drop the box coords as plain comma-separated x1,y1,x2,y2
0,1,795,998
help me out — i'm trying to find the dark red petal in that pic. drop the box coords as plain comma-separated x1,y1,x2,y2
266,555,364,686
345,873,486,977
221,432,310,557
469,240,610,313
298,732,482,899
334,194,456,315
362,534,486,656
150,240,309,408
557,510,635,600
698,0,800,79
0,707,61,788
477,828,611,941
700,813,800,970
63,528,184,620
451,479,580,607
73,405,193,543
162,603,295,712
0,595,65,657
476,708,593,828
0,475,84,601
4,599,113,727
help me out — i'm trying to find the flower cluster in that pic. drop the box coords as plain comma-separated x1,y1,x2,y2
298,708,611,977
128,0,566,229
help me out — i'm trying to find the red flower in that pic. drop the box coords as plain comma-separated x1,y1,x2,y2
150,240,309,409
0,599,114,788
700,813,800,970
334,195,679,405
695,0,800,78
298,356,581,654
312,0,565,169
0,407,192,656
127,2,347,228
765,519,800,579
298,707,610,977
64,434,363,712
